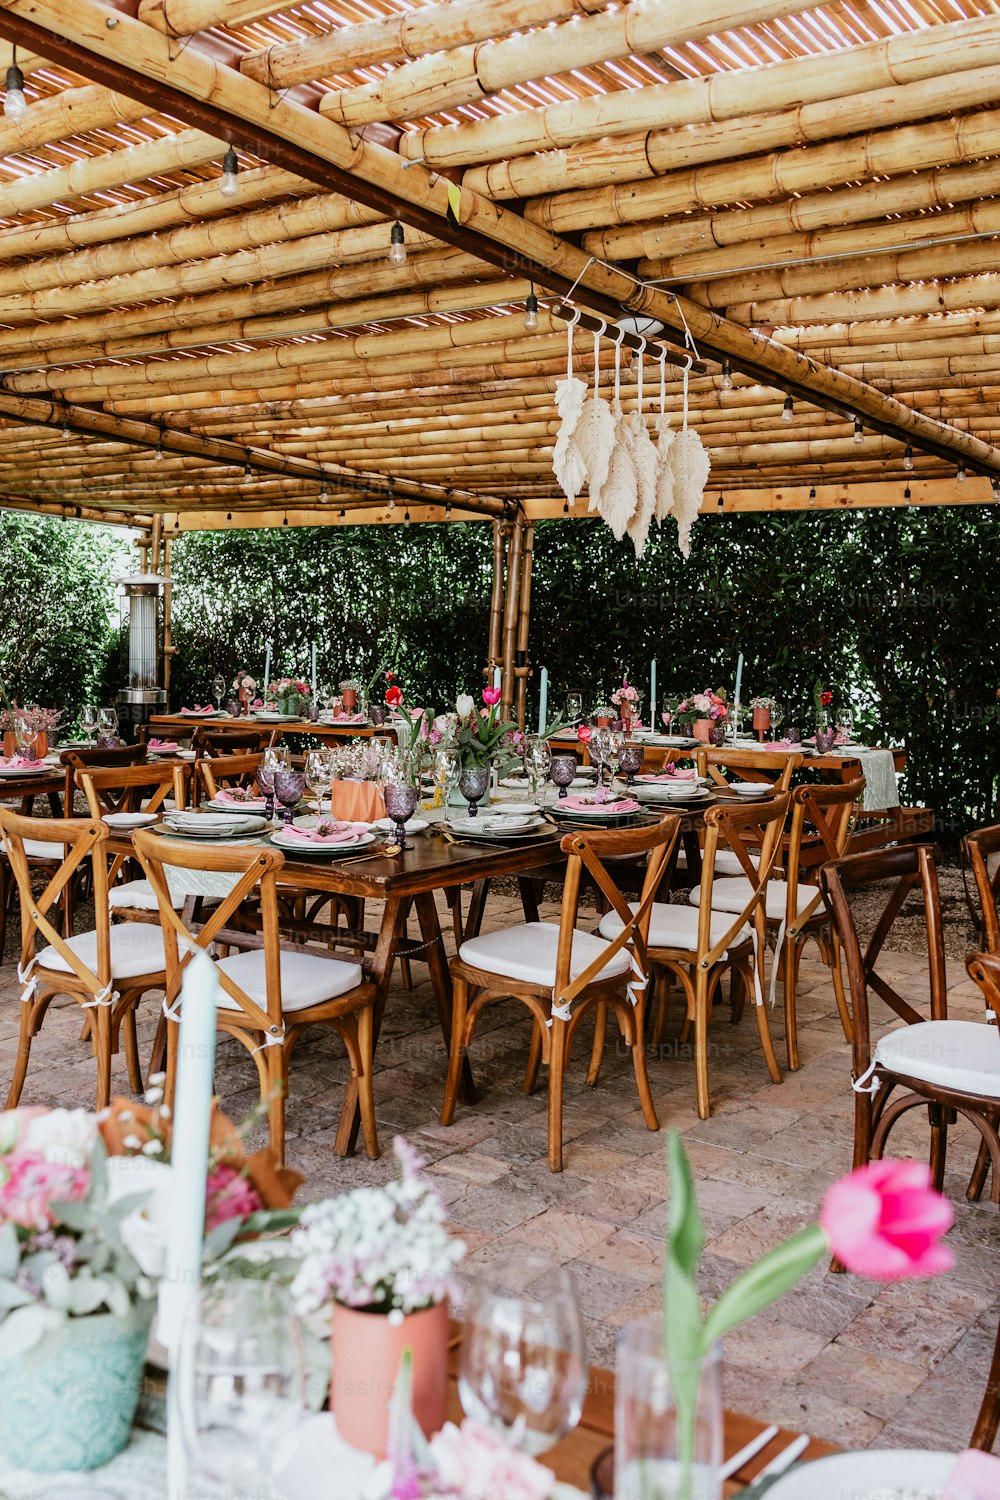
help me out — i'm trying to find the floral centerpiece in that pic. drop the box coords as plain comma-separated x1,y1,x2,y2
290,1137,465,1458
813,680,835,751
382,678,429,781
750,694,777,741
230,670,261,714
611,673,642,731
267,676,311,716
455,688,515,768
673,689,728,743
0,702,61,756
340,677,363,711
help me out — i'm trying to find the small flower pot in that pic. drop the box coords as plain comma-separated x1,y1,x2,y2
331,1299,450,1458
341,688,358,711
752,706,771,742
691,718,714,743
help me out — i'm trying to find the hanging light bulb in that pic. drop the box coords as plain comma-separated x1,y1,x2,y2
388,221,407,266
957,466,967,484
903,445,914,471
720,360,733,393
716,493,725,514
523,289,539,332
992,478,1000,499
403,508,411,524
320,480,328,502
220,147,239,198
4,51,27,123
283,511,289,525
853,418,864,445
781,396,793,424
445,501,453,519
808,485,817,500
61,421,71,440
154,435,164,460
904,484,912,501
244,459,252,480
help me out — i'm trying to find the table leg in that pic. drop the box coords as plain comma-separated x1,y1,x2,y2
465,878,490,940
680,829,702,886
335,895,410,1156
414,891,476,1106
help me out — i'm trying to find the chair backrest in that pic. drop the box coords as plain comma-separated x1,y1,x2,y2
199,752,263,802
962,824,1000,953
966,951,1000,1026
696,746,803,791
693,795,790,979
821,843,947,1081
132,828,291,1034
781,777,865,930
190,725,278,756
60,743,147,813
0,806,113,997
552,815,681,1014
76,761,190,819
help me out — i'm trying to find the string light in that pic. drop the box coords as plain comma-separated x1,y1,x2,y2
61,420,71,440
4,49,27,123
809,485,817,500
220,147,239,198
781,396,794,424
226,511,232,521
853,418,864,445
563,499,569,514
720,361,733,393
244,457,252,480
904,484,911,501
523,288,539,332
445,502,453,519
717,493,725,514
403,508,411,524
957,466,967,484
388,222,407,266
320,480,328,502
154,432,164,461
992,478,1000,499
903,445,914,471
282,511,289,525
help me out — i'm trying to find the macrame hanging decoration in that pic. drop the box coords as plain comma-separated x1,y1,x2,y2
551,316,588,504
654,351,676,525
668,360,711,558
625,346,659,559
599,333,638,542
575,330,616,514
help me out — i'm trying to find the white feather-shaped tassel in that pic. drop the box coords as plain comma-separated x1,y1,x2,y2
625,350,658,559
599,337,637,542
654,353,675,523
668,364,710,558
552,319,588,503
576,330,616,513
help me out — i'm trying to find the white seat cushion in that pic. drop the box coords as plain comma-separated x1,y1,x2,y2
21,837,68,861
599,902,750,956
140,797,175,812
38,923,166,980
109,879,183,912
215,949,364,1014
675,848,758,876
689,877,821,923
459,921,629,987
875,1020,1000,1099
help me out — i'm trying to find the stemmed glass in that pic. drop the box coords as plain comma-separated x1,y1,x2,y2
273,767,305,827
459,762,489,818
78,703,99,743
256,745,288,821
211,674,226,712
384,780,419,848
770,702,785,741
178,1281,306,1500
459,1256,587,1457
619,741,645,788
661,698,675,734
604,729,625,792
566,690,584,722
96,707,119,746
523,734,552,801
589,726,610,787
305,747,333,818
549,754,577,799
433,747,461,809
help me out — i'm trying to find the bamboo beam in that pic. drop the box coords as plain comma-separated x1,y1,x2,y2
0,83,149,155
729,276,1000,326
6,0,1000,485
400,12,1000,168
139,0,291,35
240,0,605,88
500,520,524,722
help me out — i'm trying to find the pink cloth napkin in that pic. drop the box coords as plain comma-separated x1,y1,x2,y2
214,790,266,809
279,820,369,845
146,739,179,752
943,1449,1000,1498
179,705,215,716
0,756,47,770
561,794,641,814
638,767,696,782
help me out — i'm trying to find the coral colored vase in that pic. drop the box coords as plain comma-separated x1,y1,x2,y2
692,718,714,743
31,730,48,758
752,706,771,742
2,731,14,757
331,1299,450,1459
341,688,358,711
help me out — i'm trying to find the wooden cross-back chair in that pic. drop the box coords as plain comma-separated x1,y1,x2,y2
0,807,167,1108
60,743,148,809
132,829,379,1166
190,725,279,757
690,779,863,1069
821,843,1000,1208
198,751,263,805
962,824,1000,953
76,762,191,923
963,951,1000,1452
677,748,802,881
601,795,790,1119
441,816,681,1172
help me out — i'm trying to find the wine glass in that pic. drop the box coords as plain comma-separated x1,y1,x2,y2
433,747,461,809
178,1281,306,1499
305,748,334,817
660,698,675,734
770,701,785,740
255,745,288,821
273,768,305,826
97,707,118,737
566,690,584,722
78,703,99,742
211,674,226,712
837,708,855,744
619,741,645,788
459,762,489,818
604,729,625,791
459,1256,586,1456
549,754,577,799
523,735,552,801
384,779,419,847
589,726,610,787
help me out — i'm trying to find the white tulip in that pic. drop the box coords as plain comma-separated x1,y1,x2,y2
455,694,475,719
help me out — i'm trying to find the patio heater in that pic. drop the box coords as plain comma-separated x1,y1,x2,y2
116,575,166,738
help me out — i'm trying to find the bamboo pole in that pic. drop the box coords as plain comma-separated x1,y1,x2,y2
0,83,149,155
240,0,605,88
514,523,533,731
723,275,1000,327
138,0,290,35
500,520,524,723
461,65,1000,201
162,535,173,696
400,11,1000,168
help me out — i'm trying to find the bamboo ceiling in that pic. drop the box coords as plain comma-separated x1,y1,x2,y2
0,0,999,531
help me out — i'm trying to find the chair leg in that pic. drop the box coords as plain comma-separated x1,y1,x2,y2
440,977,470,1126
784,936,802,1072
628,997,659,1132
929,1103,949,1194
968,1136,993,1202
5,999,35,1108
265,1051,287,1166
694,971,712,1120
121,1004,143,1095
164,1015,180,1112
971,1311,1000,1451
652,968,671,1046
148,1011,168,1084
547,1016,568,1172
93,1005,113,1110
356,1005,380,1161
753,978,783,1086
586,1000,607,1087
523,1021,543,1095
827,929,853,1043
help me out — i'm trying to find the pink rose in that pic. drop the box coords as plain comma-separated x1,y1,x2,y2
205,1165,264,1232
429,1421,552,1500
0,1154,89,1230
820,1159,954,1281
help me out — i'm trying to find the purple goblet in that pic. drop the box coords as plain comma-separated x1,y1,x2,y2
550,754,577,799
369,705,387,726
458,763,489,817
384,780,419,847
255,763,276,821
273,768,305,826
619,741,645,788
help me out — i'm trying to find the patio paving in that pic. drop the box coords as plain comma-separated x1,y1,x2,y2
1,884,996,1455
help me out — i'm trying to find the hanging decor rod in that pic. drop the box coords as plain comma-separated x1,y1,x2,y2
550,302,707,374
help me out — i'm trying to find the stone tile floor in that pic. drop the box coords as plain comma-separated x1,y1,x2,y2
1,885,996,1455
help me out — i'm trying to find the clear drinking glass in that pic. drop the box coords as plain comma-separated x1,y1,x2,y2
178,1281,306,1499
305,747,333,817
615,1317,722,1500
589,726,610,786
97,707,118,737
523,734,552,801
566,690,584,722
770,702,785,740
604,729,625,790
211,675,226,711
78,703,100,741
433,747,461,808
459,1257,586,1457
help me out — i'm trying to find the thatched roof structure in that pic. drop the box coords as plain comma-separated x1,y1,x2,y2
0,0,998,533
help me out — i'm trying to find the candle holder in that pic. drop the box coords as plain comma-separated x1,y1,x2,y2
458,763,489,818
550,755,577,798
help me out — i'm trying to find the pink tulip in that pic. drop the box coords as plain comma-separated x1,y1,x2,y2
482,688,502,706
820,1159,954,1281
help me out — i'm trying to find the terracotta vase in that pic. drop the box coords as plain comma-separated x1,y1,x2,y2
2,731,14,758
691,718,714,743
31,730,47,758
331,1299,449,1458
752,706,771,742
596,714,613,728
341,688,358,711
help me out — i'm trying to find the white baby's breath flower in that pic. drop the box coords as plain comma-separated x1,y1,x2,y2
122,1135,143,1151
148,1073,166,1087
141,1139,164,1156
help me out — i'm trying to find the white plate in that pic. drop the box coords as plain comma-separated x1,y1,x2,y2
103,811,158,830
372,817,429,834
271,828,374,851
0,764,48,777
494,802,541,816
449,815,546,836
730,781,775,796
636,783,708,801
552,802,640,818
646,734,699,746
762,1448,953,1499
175,749,197,760
254,711,298,722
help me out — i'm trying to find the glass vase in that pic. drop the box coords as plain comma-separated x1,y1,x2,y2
615,1316,722,1500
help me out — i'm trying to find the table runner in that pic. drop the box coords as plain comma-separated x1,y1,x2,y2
857,749,899,811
